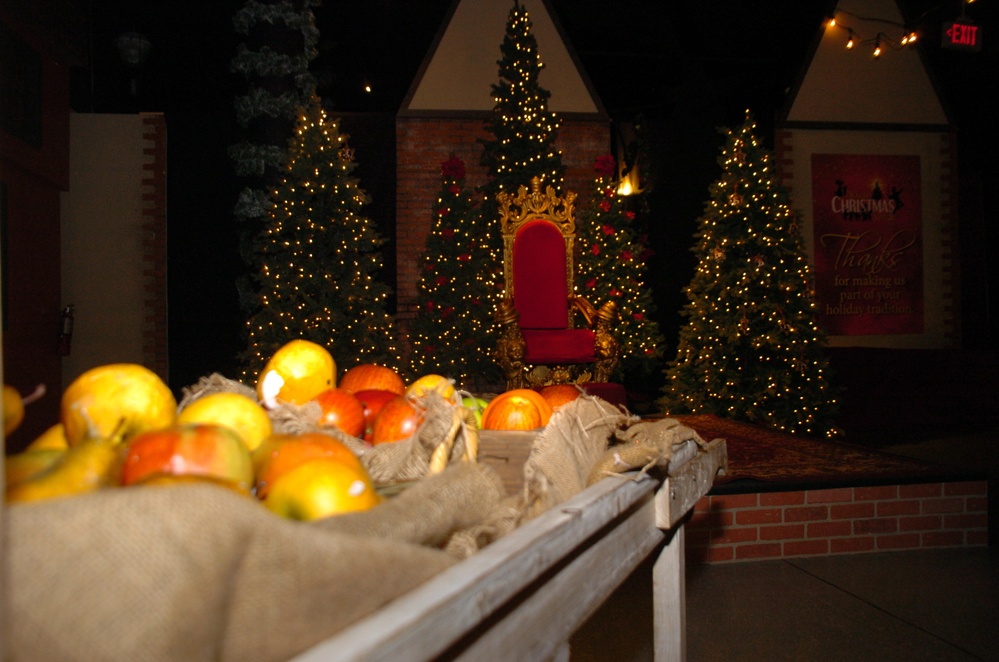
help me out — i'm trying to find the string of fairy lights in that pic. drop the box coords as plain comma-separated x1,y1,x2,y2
824,0,980,58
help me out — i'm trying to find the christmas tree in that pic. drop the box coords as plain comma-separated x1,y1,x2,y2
242,97,399,378
230,0,320,316
406,156,502,390
479,0,565,221
662,113,839,438
576,155,665,383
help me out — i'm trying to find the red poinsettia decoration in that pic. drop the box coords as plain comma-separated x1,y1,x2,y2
590,244,601,256
601,224,615,236
599,200,612,213
435,275,449,286
441,155,466,180
594,154,616,178
621,249,633,261
585,278,597,289
441,228,455,239
448,184,461,195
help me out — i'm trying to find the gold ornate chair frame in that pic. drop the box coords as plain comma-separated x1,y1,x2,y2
494,178,620,390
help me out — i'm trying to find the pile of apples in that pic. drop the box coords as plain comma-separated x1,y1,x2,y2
2,339,582,522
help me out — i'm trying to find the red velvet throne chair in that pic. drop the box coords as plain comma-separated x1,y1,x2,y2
494,178,620,391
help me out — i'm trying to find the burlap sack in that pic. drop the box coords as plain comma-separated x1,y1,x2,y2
586,416,710,485
445,393,636,555
5,461,507,662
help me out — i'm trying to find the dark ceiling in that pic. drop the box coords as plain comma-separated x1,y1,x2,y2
69,0,994,132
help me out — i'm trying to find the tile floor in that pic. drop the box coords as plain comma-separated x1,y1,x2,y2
569,432,999,661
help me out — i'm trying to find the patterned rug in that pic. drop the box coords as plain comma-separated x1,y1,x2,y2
677,414,975,493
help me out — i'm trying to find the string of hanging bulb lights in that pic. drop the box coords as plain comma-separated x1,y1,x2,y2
825,9,920,58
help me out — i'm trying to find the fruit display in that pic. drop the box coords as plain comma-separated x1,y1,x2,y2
2,341,502,522
2,334,605,522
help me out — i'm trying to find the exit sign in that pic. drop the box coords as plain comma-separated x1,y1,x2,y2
942,19,982,52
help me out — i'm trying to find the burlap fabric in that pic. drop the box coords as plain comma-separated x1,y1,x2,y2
587,416,710,485
5,461,507,662
444,394,639,555
5,383,702,660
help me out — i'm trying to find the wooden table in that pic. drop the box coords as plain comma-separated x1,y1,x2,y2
294,438,727,661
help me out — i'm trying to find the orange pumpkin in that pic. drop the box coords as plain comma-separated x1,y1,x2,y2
338,364,406,396
537,384,583,411
481,389,553,431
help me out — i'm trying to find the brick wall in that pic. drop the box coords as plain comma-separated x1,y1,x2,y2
686,480,988,563
394,115,611,339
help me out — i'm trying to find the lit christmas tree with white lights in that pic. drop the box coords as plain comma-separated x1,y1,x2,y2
662,113,839,438
242,97,399,378
576,154,665,383
480,0,565,213
407,156,502,389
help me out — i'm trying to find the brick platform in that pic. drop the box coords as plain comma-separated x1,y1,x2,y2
686,480,989,564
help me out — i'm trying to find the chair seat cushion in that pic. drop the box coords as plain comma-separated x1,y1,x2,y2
522,329,596,364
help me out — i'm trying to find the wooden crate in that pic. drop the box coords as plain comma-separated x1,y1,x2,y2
477,429,538,495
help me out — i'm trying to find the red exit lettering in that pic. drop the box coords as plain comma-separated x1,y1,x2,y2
942,20,982,51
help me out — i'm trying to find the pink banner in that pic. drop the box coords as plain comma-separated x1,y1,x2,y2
811,154,923,335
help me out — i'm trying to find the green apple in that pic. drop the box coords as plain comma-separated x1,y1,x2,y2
461,396,490,428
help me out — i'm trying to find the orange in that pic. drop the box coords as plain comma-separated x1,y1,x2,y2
264,458,381,521
253,433,362,499
257,339,336,407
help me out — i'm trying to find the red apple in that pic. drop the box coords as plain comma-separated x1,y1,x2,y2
314,387,365,438
338,364,406,396
370,395,424,445
120,423,254,493
353,389,398,443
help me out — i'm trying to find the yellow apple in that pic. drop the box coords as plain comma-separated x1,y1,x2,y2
61,363,176,446
256,339,336,408
176,391,272,452
406,374,455,400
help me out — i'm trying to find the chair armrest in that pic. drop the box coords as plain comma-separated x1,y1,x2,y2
570,296,598,327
